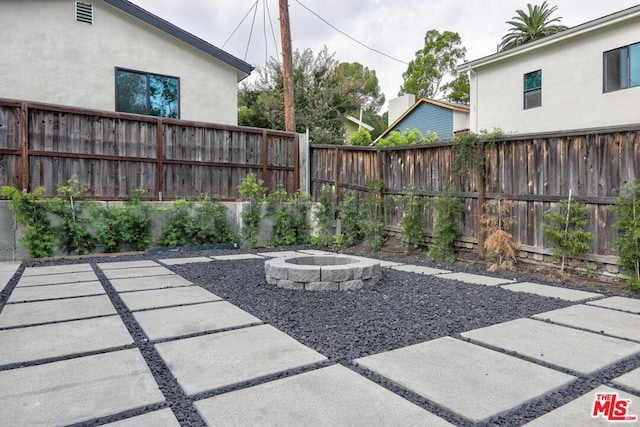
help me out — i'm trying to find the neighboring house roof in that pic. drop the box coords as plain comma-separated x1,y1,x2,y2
458,4,640,71
378,98,469,140
345,115,374,132
103,0,254,81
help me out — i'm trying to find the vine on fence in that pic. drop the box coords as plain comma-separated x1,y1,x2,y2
360,179,387,252
396,186,426,254
611,181,640,291
428,190,464,263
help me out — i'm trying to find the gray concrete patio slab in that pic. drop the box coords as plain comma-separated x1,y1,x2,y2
103,408,180,427
210,253,264,260
354,336,574,423
155,324,327,396
257,250,302,258
376,260,405,268
0,261,20,292
194,364,453,427
0,294,116,328
16,271,98,287
502,282,603,301
119,286,221,311
110,275,194,293
613,367,640,394
0,315,133,366
438,272,515,286
524,385,638,426
296,249,335,255
102,266,175,279
533,304,640,342
22,263,93,277
391,264,451,275
159,257,213,265
588,296,640,314
461,318,640,375
97,260,160,269
7,281,105,302
0,349,165,427
133,301,262,340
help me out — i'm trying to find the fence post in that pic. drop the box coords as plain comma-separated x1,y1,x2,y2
477,142,485,257
261,130,268,186
292,133,299,193
156,118,164,201
333,146,341,202
19,102,28,191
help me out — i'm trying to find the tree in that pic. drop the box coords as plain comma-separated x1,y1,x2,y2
442,73,470,104
400,30,466,100
239,48,386,145
499,1,568,51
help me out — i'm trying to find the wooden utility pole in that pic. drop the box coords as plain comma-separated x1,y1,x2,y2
279,0,295,132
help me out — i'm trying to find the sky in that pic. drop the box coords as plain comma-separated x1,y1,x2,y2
128,0,639,112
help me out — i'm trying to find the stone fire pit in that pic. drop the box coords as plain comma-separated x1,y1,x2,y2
264,255,381,291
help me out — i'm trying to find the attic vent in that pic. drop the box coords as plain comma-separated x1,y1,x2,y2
76,2,93,24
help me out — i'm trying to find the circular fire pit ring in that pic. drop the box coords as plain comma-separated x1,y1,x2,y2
265,255,381,291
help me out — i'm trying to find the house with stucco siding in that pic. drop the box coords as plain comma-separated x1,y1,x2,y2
0,0,253,125
459,5,640,134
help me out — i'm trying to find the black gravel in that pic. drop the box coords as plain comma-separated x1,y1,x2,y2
2,246,640,426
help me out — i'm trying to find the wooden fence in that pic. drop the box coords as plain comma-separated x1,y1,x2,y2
310,125,640,262
0,99,299,200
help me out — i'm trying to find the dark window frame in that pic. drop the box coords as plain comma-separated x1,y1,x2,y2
603,42,640,93
523,69,542,110
115,67,180,118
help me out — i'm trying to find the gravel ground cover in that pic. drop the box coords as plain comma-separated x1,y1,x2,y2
2,245,640,426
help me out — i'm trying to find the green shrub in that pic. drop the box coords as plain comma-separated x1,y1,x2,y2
266,185,296,246
350,128,372,146
360,179,387,251
428,190,464,263
238,173,266,249
336,190,361,248
52,179,96,255
92,189,152,253
312,184,335,247
542,197,593,272
158,199,194,247
397,186,426,254
376,128,438,147
1,186,55,258
611,181,640,291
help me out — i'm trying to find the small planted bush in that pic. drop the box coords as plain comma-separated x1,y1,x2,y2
428,190,464,263
238,173,266,249
312,184,336,247
335,190,361,248
542,196,593,272
396,186,426,254
52,179,96,255
611,181,640,291
482,197,521,271
360,179,387,251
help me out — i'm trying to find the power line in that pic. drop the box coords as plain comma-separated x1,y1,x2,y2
222,1,258,49
244,0,259,60
263,0,268,65
294,0,408,65
265,0,280,60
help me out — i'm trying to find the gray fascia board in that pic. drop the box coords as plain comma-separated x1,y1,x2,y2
102,0,254,80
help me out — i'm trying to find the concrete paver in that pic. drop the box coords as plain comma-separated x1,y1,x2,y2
376,260,405,268
133,301,261,340
0,315,133,366
97,260,160,269
461,318,640,374
534,304,640,342
110,275,193,292
16,271,98,287
354,336,574,423
296,250,335,255
524,385,639,426
0,261,20,292
194,364,453,426
7,281,105,302
391,264,451,275
501,282,603,301
0,294,116,328
438,272,515,286
257,250,302,258
102,266,175,279
159,257,213,265
210,253,264,260
102,408,180,427
119,287,221,311
613,367,640,394
588,296,640,314
0,349,165,427
155,324,327,396
22,263,92,276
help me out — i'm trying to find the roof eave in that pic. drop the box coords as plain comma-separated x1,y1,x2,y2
102,0,254,78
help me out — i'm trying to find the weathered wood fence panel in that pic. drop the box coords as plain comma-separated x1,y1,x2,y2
310,126,640,261
0,99,298,200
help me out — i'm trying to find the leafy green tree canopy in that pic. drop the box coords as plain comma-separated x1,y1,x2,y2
499,1,568,51
400,30,467,101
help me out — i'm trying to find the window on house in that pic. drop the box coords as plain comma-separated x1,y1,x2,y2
604,42,640,92
115,68,180,118
523,70,542,109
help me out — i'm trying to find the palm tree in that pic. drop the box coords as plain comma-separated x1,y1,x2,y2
499,2,568,51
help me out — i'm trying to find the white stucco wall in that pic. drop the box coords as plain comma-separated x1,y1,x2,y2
469,17,640,134
0,0,242,125
452,110,470,133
